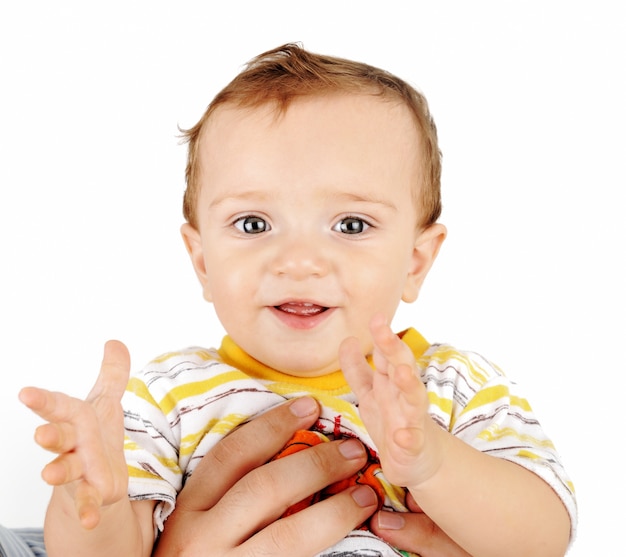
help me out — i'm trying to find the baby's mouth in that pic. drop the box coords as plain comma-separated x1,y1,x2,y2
274,302,328,316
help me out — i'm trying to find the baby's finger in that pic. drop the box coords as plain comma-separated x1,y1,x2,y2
41,452,84,486
86,340,130,403
369,314,415,370
369,314,394,373
18,386,47,411
391,362,422,398
34,422,77,453
19,387,86,424
338,336,373,400
74,480,103,530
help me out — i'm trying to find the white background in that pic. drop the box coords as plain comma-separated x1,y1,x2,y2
1,1,624,555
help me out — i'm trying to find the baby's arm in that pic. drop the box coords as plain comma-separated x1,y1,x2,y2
19,341,155,557
340,315,570,557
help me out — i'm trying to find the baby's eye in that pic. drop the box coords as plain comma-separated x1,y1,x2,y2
233,216,270,234
333,217,371,235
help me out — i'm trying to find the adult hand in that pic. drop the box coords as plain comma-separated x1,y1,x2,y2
154,394,471,557
153,397,380,557
371,493,472,557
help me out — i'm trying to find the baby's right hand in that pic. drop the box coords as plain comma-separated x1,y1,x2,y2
19,340,131,530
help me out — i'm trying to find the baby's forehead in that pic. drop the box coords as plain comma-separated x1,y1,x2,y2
198,92,421,145
202,101,277,133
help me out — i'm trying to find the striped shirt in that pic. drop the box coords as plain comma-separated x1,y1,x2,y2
123,328,577,554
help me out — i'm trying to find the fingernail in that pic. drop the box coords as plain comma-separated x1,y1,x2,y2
339,438,366,460
289,397,318,417
351,485,378,508
376,510,406,530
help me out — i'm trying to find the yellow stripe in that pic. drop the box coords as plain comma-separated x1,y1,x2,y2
124,437,140,451
125,436,180,472
517,449,541,460
478,425,556,449
427,391,453,417
126,377,160,408
159,370,250,415
127,453,180,477
462,385,532,415
373,468,408,511
127,465,160,480
179,413,249,457
424,347,493,386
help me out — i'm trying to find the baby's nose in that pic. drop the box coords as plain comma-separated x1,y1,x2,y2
271,237,331,279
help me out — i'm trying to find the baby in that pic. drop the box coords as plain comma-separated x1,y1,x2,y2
21,43,576,557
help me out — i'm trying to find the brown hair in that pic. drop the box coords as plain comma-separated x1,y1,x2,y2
180,43,442,229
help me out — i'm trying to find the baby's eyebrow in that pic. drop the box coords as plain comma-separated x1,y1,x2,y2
209,190,272,208
333,192,398,211
208,189,397,211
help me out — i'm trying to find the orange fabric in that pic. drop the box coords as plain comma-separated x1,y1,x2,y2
271,430,387,520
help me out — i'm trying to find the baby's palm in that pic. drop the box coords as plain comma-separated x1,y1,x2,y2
340,316,439,489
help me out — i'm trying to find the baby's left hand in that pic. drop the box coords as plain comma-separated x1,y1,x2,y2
339,315,444,489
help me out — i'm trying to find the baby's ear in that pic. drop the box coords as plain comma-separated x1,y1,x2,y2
180,223,212,302
402,223,447,303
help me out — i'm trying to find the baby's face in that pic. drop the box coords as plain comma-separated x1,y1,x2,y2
187,93,431,376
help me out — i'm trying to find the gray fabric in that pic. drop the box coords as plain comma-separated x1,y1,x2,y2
0,527,46,557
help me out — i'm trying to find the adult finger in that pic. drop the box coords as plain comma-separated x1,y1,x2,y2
177,397,321,510
211,437,370,542
371,510,472,557
157,482,378,557
239,485,379,557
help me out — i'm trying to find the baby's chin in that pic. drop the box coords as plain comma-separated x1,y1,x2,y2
269,357,342,378
257,336,375,379
235,327,374,378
